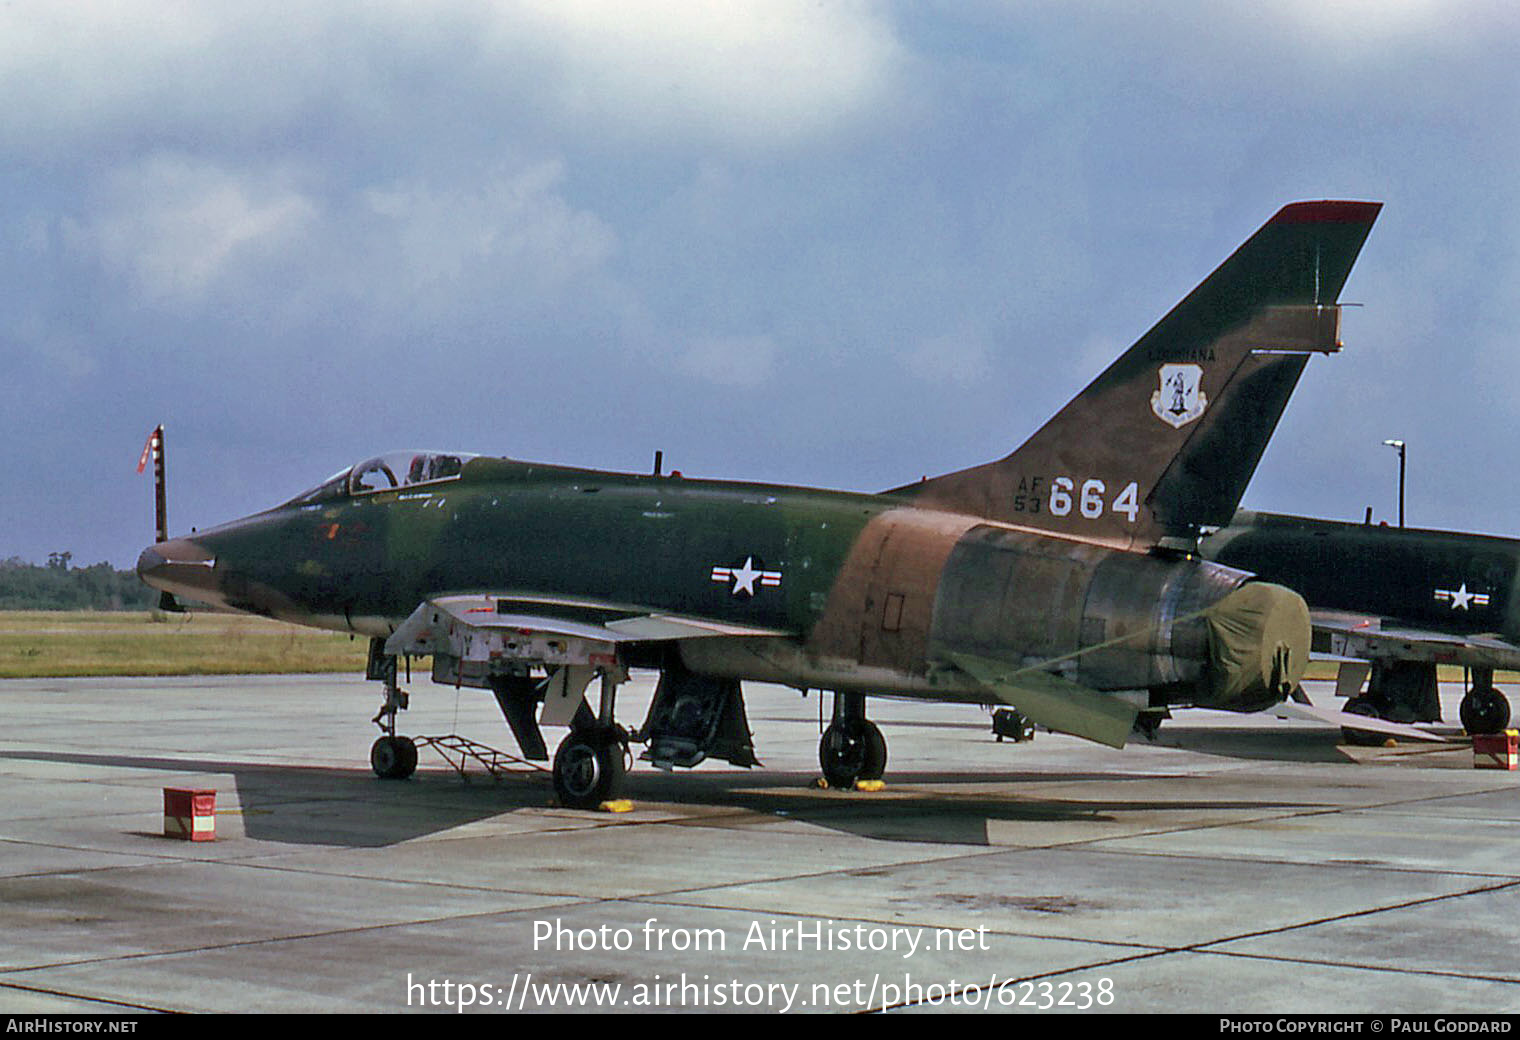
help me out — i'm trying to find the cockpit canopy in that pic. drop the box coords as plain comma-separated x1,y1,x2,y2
285,451,479,507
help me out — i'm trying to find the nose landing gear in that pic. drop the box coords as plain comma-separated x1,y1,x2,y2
368,638,418,780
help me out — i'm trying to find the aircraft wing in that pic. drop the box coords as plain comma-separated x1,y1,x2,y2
1310,609,1520,671
384,592,794,666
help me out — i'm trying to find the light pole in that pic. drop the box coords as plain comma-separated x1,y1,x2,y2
1382,439,1405,528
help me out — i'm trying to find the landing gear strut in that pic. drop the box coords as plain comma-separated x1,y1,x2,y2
819,692,886,789
1459,667,1512,735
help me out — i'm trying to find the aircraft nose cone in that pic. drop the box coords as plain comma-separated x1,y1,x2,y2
135,537,219,602
136,545,166,583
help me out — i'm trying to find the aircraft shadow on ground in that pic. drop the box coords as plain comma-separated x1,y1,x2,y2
1145,724,1352,763
0,744,1325,850
627,768,1322,847
0,749,552,848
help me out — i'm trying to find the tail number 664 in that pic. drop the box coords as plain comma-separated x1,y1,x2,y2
1049,478,1139,522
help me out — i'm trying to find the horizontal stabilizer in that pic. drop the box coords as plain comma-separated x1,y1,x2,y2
948,651,1137,749
1271,701,1454,743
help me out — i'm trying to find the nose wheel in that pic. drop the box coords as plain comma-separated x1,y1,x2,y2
371,735,418,779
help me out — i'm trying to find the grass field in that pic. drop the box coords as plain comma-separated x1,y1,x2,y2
0,611,369,678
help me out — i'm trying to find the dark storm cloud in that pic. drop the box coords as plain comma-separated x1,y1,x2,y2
2,1,1517,565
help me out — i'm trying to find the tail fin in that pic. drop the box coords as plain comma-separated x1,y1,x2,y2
892,200,1381,549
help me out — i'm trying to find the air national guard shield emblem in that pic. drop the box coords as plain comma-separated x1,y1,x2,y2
1150,363,1207,429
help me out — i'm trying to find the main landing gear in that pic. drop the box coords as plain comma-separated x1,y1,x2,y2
551,671,631,810
1339,660,1512,744
1459,667,1512,735
552,726,627,809
818,692,887,789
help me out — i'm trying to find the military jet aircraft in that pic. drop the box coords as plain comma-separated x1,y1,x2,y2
1201,512,1517,737
138,200,1380,808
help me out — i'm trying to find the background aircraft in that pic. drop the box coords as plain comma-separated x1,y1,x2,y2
1202,512,1517,737
139,200,1379,807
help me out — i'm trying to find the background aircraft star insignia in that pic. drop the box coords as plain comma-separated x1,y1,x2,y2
1434,583,1489,610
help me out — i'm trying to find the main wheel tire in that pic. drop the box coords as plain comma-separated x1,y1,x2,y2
1340,699,1384,747
1460,687,1512,735
859,719,887,780
371,735,418,779
819,719,886,788
553,730,626,809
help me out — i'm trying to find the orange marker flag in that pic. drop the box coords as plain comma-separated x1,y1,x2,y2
137,425,162,475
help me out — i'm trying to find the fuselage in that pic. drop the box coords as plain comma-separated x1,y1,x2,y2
143,456,876,637
139,453,1304,714
1201,511,1520,641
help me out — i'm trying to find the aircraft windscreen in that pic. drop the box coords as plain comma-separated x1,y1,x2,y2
284,468,352,508
284,452,477,507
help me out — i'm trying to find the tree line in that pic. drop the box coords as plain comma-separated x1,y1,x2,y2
0,555,158,610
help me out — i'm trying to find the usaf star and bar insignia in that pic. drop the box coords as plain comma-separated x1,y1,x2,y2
1434,583,1491,611
710,556,782,598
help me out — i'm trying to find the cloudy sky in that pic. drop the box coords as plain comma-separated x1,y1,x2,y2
5,1,1518,568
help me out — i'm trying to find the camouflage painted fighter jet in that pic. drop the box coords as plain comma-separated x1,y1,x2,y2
1201,512,1518,737
139,200,1380,808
